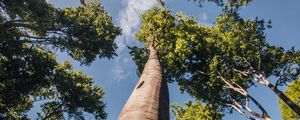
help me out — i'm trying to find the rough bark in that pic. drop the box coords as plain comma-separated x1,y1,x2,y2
118,43,169,120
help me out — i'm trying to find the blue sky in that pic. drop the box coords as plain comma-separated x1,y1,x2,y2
30,0,300,120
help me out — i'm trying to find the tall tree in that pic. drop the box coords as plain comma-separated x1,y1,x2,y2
119,7,171,120
186,0,300,115
119,38,169,120
130,6,300,119
279,79,300,120
205,10,300,115
0,0,120,119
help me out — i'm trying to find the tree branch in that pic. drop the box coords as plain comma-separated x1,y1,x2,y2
243,97,265,118
218,74,271,119
232,68,250,77
227,104,256,120
42,102,64,120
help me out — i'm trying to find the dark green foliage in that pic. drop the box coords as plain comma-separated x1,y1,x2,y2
36,61,107,120
1,0,121,65
128,46,149,77
0,0,120,119
157,0,165,6
59,2,121,64
0,45,57,118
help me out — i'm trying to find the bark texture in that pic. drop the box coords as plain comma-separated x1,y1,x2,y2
118,45,169,120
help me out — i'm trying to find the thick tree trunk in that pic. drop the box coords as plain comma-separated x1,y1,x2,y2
266,82,300,115
118,44,169,120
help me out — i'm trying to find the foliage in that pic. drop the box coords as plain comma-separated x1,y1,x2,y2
1,0,120,65
157,0,165,6
171,100,223,120
39,61,107,120
187,0,252,8
0,0,120,119
279,79,300,120
131,7,300,118
128,46,149,76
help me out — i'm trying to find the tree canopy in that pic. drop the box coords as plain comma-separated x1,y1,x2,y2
0,0,120,119
1,0,299,119
131,5,300,119
1,1,120,65
186,0,252,8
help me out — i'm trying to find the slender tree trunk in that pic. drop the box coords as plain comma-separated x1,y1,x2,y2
219,76,271,120
118,42,169,120
265,82,300,115
246,95,271,120
227,104,256,120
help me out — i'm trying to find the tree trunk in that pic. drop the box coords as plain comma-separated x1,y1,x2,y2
219,76,271,119
266,82,300,115
118,44,169,120
246,95,272,120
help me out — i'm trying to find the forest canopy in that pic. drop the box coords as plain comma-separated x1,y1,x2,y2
130,3,300,120
0,0,299,120
0,0,120,119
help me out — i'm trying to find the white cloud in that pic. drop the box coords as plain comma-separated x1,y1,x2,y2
112,0,158,81
197,12,213,26
202,12,209,21
116,0,158,48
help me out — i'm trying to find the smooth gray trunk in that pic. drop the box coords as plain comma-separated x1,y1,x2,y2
118,45,169,120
